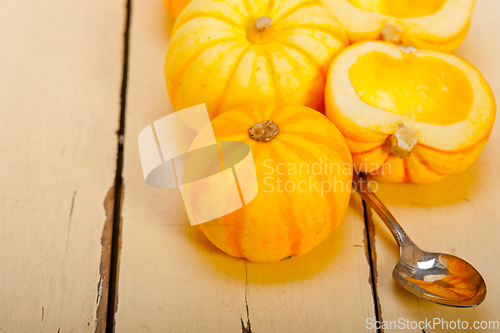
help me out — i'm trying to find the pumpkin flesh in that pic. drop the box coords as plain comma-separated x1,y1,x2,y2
349,51,473,126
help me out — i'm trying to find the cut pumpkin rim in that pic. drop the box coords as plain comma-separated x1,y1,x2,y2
326,41,496,152
347,0,447,19
324,0,474,43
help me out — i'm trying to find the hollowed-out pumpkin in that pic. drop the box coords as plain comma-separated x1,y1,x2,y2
322,0,474,52
325,41,496,184
165,0,348,120
192,104,353,262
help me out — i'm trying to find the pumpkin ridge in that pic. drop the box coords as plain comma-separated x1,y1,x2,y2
171,37,240,82
276,39,326,78
278,24,348,46
213,45,253,118
351,144,385,156
169,38,240,107
281,132,338,150
278,137,345,175
283,131,351,160
250,103,287,126
244,104,266,125
274,46,326,111
263,49,281,102
273,0,323,27
216,120,257,137
402,158,410,182
221,210,244,257
269,110,314,126
283,137,351,167
265,142,304,256
411,150,447,176
269,103,289,121
175,13,246,32
266,0,275,16
372,153,392,174
241,0,255,21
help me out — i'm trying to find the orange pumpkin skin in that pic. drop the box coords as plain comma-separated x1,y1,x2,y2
194,104,353,262
162,0,191,19
165,0,348,120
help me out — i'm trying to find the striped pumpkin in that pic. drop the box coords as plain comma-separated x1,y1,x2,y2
165,0,348,120
194,104,353,262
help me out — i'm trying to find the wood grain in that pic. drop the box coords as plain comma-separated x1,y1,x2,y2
114,0,376,332
0,0,126,332
367,1,500,331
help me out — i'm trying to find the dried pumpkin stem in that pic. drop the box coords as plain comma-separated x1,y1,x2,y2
381,20,403,44
249,120,279,142
247,16,276,44
385,123,417,159
255,16,273,31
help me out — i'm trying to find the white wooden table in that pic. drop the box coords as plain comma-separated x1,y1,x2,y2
1,0,499,332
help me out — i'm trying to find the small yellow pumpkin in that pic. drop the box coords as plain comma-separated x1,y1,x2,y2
325,41,496,183
192,104,353,262
165,0,348,120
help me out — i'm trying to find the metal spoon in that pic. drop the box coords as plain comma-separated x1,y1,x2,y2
353,172,487,307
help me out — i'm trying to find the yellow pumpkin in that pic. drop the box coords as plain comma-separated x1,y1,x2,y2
191,104,352,262
325,41,496,184
165,0,348,120
162,0,191,19
322,0,474,52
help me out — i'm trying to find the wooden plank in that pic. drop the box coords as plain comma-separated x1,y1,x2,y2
115,0,376,331
0,0,126,332
113,1,247,331
368,1,500,331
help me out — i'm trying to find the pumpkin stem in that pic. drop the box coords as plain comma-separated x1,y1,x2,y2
249,120,279,142
247,16,276,44
255,16,273,31
381,20,403,44
385,123,417,159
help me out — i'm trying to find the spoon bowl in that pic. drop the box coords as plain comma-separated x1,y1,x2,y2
353,172,487,307
394,250,487,307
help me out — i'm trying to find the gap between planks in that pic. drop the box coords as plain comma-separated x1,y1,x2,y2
96,0,132,332
361,173,384,333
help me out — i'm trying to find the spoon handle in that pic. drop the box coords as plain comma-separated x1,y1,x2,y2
352,172,412,249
